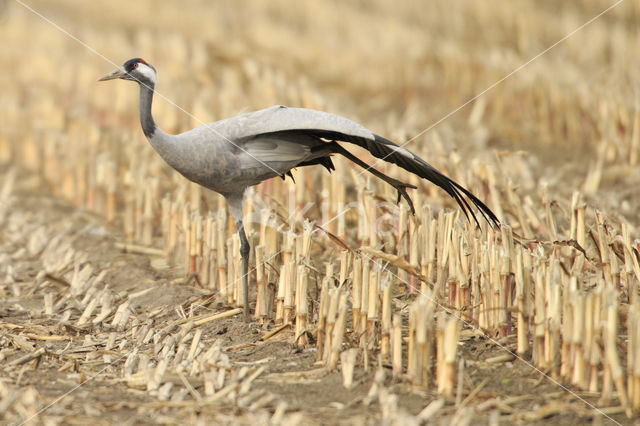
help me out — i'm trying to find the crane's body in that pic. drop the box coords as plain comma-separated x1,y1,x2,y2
148,105,358,193
99,58,499,319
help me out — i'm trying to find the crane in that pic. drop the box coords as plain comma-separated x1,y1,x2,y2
99,58,499,319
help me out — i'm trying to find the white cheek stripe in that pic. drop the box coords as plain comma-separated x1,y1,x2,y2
137,63,156,82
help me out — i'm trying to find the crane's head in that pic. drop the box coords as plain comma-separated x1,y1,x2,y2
98,58,156,86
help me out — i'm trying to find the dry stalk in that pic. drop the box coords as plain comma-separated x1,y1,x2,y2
329,292,349,370
295,265,309,347
439,316,459,397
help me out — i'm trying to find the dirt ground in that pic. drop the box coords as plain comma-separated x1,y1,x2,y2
0,174,629,425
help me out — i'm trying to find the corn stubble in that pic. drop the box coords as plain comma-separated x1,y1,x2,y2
1,0,640,422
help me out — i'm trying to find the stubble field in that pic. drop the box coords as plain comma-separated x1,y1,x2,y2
1,1,640,424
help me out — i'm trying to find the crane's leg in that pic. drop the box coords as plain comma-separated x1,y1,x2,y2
329,143,418,214
236,220,250,320
225,193,250,320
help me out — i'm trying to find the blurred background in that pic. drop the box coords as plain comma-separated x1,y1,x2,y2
2,0,639,228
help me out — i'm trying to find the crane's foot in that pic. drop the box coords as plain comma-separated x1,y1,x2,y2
388,179,417,215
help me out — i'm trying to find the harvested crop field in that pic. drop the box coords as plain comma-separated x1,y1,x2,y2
1,1,640,424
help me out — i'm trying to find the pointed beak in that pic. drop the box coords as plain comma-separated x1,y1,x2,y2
97,66,127,81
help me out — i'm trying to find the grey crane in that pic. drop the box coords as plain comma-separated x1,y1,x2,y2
99,58,499,318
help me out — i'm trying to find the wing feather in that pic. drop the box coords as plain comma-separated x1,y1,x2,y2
244,139,310,163
306,130,499,226
207,105,374,141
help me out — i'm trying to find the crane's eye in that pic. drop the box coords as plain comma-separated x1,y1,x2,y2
133,63,139,69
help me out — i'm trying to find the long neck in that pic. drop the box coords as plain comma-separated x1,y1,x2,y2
137,81,183,171
139,82,158,138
